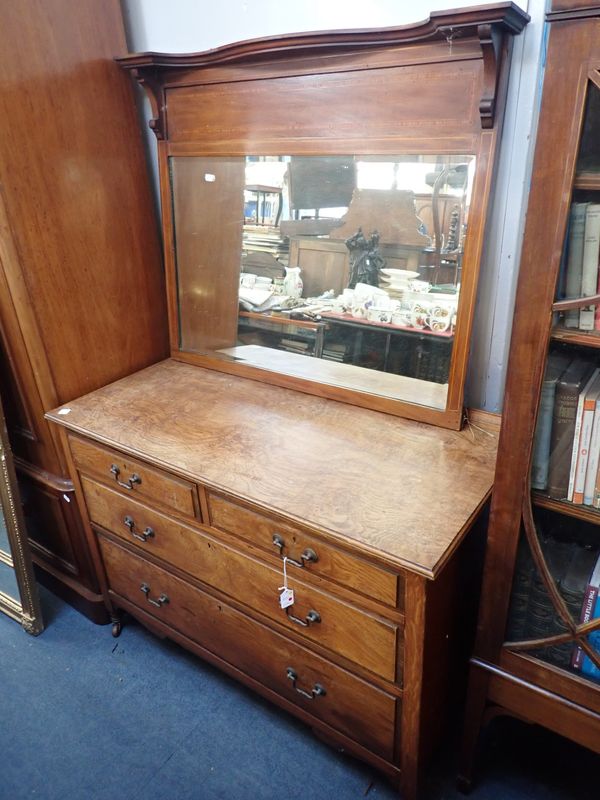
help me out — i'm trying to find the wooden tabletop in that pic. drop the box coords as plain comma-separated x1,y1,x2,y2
47,359,499,578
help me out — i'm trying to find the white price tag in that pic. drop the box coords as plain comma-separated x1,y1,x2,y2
279,587,295,609
278,556,295,609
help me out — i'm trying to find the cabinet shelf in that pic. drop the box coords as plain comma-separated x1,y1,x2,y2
532,491,600,525
573,171,600,191
550,325,600,348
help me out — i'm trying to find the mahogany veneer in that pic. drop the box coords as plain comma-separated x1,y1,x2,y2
459,1,600,789
43,5,528,797
48,359,499,799
0,0,168,619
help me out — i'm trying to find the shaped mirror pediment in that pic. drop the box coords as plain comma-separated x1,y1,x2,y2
119,4,529,427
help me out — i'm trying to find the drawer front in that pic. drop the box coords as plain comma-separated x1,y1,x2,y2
83,478,398,681
70,435,196,517
100,536,398,761
207,492,401,608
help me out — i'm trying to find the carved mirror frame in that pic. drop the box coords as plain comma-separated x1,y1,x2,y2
119,3,528,429
0,395,43,635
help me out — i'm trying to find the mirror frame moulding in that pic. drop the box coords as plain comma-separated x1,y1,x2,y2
0,397,43,635
118,2,529,430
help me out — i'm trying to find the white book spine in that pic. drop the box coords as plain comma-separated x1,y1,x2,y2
579,204,600,330
584,399,600,504
573,406,596,503
568,392,586,501
567,369,599,501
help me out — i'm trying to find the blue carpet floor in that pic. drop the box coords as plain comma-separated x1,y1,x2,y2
0,587,598,800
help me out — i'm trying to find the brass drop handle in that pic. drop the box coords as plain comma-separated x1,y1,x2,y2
272,533,318,568
285,607,321,627
286,667,326,700
124,515,155,543
110,464,141,490
140,583,169,608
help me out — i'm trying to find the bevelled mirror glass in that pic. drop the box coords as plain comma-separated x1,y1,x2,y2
171,154,474,412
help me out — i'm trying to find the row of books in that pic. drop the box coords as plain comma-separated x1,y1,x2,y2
532,355,600,505
572,550,600,679
560,202,600,330
507,536,600,680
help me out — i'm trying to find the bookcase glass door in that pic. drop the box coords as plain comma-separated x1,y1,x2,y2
504,72,600,684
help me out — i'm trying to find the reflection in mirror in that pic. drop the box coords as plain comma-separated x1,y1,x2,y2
0,396,43,634
171,155,475,411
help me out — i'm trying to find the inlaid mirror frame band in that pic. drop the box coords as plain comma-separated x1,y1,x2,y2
169,153,475,416
119,5,529,429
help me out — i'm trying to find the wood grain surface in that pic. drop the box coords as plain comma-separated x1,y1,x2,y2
84,476,398,680
100,534,398,760
48,359,498,577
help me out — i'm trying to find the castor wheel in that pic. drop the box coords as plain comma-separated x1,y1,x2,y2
111,615,122,637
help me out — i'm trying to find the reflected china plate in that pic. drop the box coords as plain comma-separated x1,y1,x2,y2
380,269,420,279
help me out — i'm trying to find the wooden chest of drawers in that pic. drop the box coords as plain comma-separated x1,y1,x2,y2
47,359,498,800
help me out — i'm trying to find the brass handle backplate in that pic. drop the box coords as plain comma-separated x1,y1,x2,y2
286,667,326,700
110,464,141,490
285,607,321,627
272,533,318,568
124,515,155,543
140,582,169,608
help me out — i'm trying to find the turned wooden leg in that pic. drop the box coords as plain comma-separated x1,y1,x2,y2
110,611,123,638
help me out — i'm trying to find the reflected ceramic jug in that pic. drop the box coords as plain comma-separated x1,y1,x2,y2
283,267,303,299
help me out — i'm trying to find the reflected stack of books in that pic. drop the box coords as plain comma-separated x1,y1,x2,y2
279,338,311,356
322,342,348,363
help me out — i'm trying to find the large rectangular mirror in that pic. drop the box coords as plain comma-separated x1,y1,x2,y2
172,154,473,412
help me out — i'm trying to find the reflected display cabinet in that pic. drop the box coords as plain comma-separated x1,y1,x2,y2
46,6,527,799
459,2,600,789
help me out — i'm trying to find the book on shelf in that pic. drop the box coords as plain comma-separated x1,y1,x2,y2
580,592,600,681
564,202,589,328
531,352,571,491
572,551,600,670
508,538,597,671
547,359,595,500
569,368,600,503
579,204,600,330
584,380,600,504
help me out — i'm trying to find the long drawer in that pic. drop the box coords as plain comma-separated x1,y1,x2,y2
207,491,401,608
83,477,399,681
99,535,398,761
70,435,197,517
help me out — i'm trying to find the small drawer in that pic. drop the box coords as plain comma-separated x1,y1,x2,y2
69,435,196,517
83,478,399,682
207,492,401,609
100,535,398,761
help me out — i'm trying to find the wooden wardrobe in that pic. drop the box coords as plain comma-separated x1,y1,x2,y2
0,0,168,621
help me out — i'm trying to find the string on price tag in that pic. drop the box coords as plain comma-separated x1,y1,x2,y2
278,556,295,609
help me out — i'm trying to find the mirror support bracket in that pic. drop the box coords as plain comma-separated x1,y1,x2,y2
477,23,505,130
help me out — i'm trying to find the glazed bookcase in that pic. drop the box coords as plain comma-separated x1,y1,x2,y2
459,1,600,788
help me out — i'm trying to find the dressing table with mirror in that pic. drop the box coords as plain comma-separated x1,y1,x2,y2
46,5,527,797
